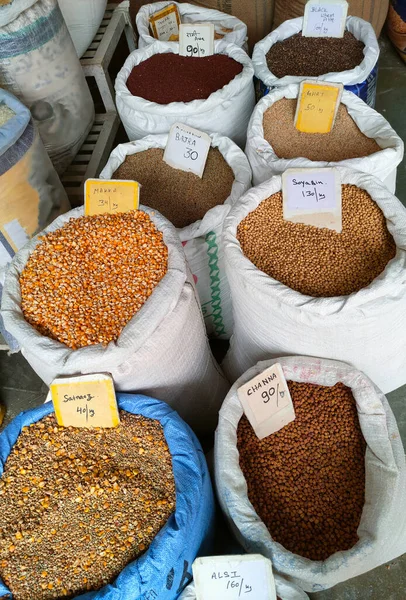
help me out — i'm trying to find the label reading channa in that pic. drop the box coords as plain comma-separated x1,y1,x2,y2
50,374,120,428
84,179,140,216
149,3,181,41
295,80,343,134
193,555,277,600
163,123,211,178
303,0,348,38
179,23,215,57
282,167,342,232
237,364,295,440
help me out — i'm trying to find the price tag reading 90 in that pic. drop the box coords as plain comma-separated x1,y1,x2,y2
237,363,296,440
179,23,214,58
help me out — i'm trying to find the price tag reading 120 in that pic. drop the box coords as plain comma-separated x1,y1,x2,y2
237,364,295,440
163,123,211,178
84,179,140,216
179,23,215,57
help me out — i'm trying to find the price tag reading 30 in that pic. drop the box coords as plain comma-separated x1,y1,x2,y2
238,364,295,440
303,0,348,37
295,80,343,134
179,23,215,57
84,179,139,216
163,123,211,178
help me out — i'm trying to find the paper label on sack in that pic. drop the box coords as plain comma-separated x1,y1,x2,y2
50,374,120,428
193,555,277,600
149,3,180,41
283,167,342,232
163,123,211,178
84,179,139,216
295,80,343,134
303,0,348,37
179,23,215,57
237,364,295,440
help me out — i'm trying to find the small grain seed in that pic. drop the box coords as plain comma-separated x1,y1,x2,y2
236,184,396,297
263,99,380,161
113,148,234,228
266,31,365,78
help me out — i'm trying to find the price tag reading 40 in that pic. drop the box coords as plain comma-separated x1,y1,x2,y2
238,364,295,440
179,23,214,57
163,123,211,178
193,555,277,600
84,179,140,216
50,373,120,428
295,80,343,134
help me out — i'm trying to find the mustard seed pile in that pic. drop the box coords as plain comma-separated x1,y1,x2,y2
266,31,365,78
113,148,235,228
0,412,176,600
237,185,396,297
237,382,366,561
20,211,168,349
263,99,381,161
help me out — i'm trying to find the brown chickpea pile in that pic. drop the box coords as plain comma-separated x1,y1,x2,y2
237,382,366,561
20,211,168,349
236,185,396,297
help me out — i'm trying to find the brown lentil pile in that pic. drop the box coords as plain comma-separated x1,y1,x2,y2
263,99,380,161
126,53,243,104
113,148,235,228
266,31,365,78
0,411,176,600
236,185,396,297
19,211,168,349
237,382,366,561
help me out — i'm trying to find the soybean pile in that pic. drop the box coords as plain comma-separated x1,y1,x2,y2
113,148,235,228
263,99,381,161
126,54,243,104
236,185,396,297
20,211,168,349
0,412,176,600
237,382,366,561
266,31,365,78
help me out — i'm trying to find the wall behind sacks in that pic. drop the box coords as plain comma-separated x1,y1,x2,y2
129,0,275,51
273,0,389,37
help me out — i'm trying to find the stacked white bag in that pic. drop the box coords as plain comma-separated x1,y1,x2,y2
136,1,248,50
215,356,406,592
58,0,107,58
1,206,229,434
115,41,255,148
246,85,404,193
252,17,380,107
0,0,95,174
222,166,406,394
99,133,252,339
179,576,309,599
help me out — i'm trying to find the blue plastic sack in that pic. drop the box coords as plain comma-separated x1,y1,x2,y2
0,393,215,600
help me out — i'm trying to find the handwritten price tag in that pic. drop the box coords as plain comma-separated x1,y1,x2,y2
163,123,211,178
50,374,120,428
303,0,348,37
295,80,343,134
149,3,180,41
238,364,295,440
179,23,214,57
283,167,342,232
84,179,139,216
193,555,276,600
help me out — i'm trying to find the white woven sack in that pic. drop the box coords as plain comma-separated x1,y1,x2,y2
178,575,309,599
252,16,379,89
136,1,247,50
222,166,406,393
115,41,255,148
0,0,95,174
215,356,406,592
246,85,404,193
1,206,229,435
58,0,107,58
99,133,252,339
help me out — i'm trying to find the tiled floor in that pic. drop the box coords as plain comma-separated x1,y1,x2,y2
1,35,406,600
